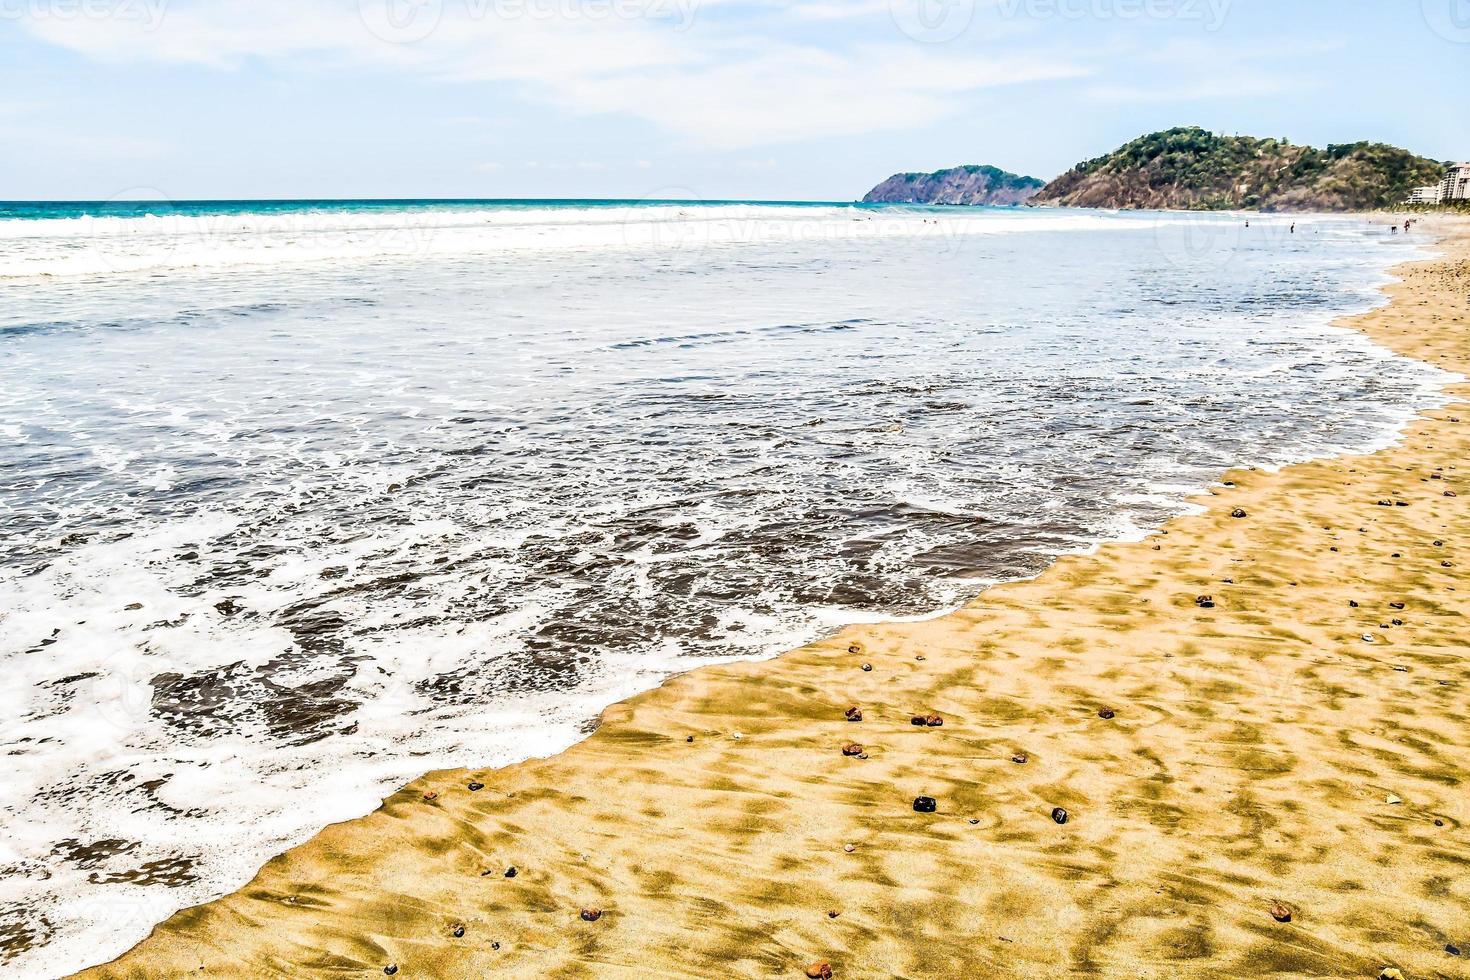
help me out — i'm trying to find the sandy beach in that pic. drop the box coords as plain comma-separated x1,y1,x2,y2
81,221,1469,980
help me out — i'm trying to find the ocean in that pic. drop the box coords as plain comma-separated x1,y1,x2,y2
0,200,1450,975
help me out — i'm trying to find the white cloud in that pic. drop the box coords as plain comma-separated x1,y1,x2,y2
17,0,1090,148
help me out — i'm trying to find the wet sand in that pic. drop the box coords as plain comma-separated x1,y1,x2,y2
83,223,1469,979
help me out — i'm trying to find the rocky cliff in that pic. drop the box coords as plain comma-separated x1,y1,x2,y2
862,164,1045,206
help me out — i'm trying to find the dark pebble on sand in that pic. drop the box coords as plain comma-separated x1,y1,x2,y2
687,735,695,743
580,908,602,922
468,782,484,791
124,602,143,611
452,924,465,938
1231,509,1247,519
384,967,398,976
491,942,501,951
842,743,864,757
913,796,937,813
1390,602,1405,609
805,962,833,980
505,867,518,878
845,707,863,722
1350,600,1359,607
1196,595,1214,608
213,599,242,616
1270,903,1292,923
861,663,872,672
1012,752,1029,764
1447,943,1461,956
1052,807,1069,825
1098,708,1116,720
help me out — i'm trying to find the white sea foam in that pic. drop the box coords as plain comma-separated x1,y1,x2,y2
0,203,1295,279
0,205,1451,976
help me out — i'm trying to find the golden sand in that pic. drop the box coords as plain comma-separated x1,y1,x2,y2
84,225,1470,980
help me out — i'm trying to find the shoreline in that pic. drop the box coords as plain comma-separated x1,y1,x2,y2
82,221,1470,979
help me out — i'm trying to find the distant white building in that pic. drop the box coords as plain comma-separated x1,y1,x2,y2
1442,163,1470,202
1409,185,1443,204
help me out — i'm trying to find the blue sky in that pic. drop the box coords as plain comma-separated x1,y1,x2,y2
2,0,1466,200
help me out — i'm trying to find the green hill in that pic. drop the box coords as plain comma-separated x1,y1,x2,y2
1033,127,1446,212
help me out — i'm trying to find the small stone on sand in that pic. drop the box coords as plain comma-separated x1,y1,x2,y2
805,961,833,979
423,791,438,802
1012,752,1029,764
505,867,518,878
384,967,397,976
452,924,465,938
1051,807,1069,825
1231,509,1247,519
845,707,863,722
913,796,937,813
861,663,873,672
827,910,840,919
1445,943,1460,956
580,908,602,922
1270,903,1292,923
1387,794,1402,805
843,843,856,853
1098,708,1116,720
842,743,864,757
1379,969,1404,980
467,782,484,792
848,643,864,655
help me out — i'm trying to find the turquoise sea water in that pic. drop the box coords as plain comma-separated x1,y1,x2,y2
0,198,866,220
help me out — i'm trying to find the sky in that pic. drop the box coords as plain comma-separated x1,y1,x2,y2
1,0,1466,201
